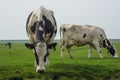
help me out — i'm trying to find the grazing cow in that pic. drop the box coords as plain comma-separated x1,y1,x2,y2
60,24,119,58
5,42,11,49
25,6,57,73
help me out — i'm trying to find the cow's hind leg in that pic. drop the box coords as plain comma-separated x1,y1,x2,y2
60,42,67,58
66,47,73,59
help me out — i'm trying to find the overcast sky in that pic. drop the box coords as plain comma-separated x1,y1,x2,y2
0,0,120,40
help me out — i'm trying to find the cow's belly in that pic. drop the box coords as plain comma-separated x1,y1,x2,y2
73,38,93,46
69,34,93,45
74,41,90,46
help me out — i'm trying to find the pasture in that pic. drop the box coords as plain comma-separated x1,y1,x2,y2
0,41,120,80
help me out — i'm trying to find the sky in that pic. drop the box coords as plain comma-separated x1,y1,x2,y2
0,0,120,40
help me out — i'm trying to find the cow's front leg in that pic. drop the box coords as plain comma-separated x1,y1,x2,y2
93,40,103,58
45,56,50,67
88,46,92,58
33,49,39,67
36,56,45,73
44,50,50,67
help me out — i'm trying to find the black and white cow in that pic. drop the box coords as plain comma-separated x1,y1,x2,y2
60,24,119,58
5,42,11,49
25,6,57,73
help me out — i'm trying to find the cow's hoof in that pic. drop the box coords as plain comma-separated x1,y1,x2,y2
38,69,44,73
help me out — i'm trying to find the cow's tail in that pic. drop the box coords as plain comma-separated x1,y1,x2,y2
60,27,62,47
59,26,65,48
60,25,66,39
60,27,63,40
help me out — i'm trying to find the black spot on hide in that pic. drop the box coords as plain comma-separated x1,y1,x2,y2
105,40,115,56
26,12,33,32
34,49,39,66
42,15,54,38
31,25,36,33
30,21,39,33
44,51,49,62
36,30,45,42
63,28,66,32
103,39,115,56
52,15,57,26
108,46,115,56
36,21,45,42
39,21,44,28
106,39,111,46
103,40,106,48
103,39,111,48
30,21,44,34
83,33,86,38
52,15,57,35
100,34,103,37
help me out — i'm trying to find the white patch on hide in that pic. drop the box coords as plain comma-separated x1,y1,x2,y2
39,27,43,31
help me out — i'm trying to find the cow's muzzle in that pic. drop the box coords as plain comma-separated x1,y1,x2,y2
37,69,44,73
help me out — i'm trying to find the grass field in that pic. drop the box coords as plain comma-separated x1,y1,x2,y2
0,41,120,80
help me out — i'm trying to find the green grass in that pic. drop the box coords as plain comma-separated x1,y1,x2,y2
0,42,120,80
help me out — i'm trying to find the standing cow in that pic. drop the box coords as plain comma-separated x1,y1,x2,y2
5,42,11,49
25,6,57,73
60,24,119,58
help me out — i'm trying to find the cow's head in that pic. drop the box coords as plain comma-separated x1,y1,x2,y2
25,42,57,73
25,42,46,73
103,39,119,58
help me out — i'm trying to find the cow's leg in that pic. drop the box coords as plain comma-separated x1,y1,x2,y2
36,55,45,73
93,40,103,58
61,45,65,58
45,56,49,66
33,49,39,67
88,45,92,58
66,47,73,59
60,42,67,58
9,44,11,49
44,50,50,67
60,40,64,58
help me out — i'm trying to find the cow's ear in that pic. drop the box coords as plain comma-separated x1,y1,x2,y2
47,42,57,51
25,43,35,49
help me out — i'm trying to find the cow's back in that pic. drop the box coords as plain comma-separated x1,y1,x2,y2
26,6,57,43
82,25,107,40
